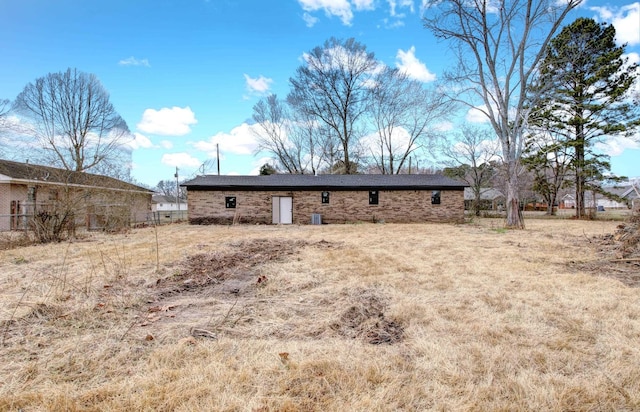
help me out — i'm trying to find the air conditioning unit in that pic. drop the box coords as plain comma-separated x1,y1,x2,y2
311,214,322,225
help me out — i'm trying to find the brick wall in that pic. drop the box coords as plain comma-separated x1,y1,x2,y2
188,189,465,224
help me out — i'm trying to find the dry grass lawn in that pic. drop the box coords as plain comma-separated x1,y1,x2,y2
1,219,639,411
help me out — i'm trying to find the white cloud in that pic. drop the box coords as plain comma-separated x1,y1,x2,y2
128,132,154,150
137,106,197,136
244,74,273,94
595,135,640,156
360,127,416,158
625,51,640,65
465,105,491,123
353,0,375,10
434,121,454,132
395,46,436,82
193,123,260,156
161,152,202,168
249,156,276,175
118,56,150,67
388,0,414,16
297,0,354,25
591,2,640,46
160,140,174,149
302,12,319,27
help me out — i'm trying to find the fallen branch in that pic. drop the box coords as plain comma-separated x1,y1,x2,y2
609,258,640,262
190,328,217,339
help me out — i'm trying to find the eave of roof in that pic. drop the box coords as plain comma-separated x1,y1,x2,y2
182,174,468,191
0,159,152,194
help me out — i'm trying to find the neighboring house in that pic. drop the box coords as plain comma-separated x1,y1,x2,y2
599,185,640,209
182,174,468,225
0,159,152,231
463,187,505,211
152,194,187,212
560,185,639,210
559,193,577,209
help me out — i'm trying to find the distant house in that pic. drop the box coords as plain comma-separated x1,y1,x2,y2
0,159,152,231
463,187,505,211
152,194,187,212
597,186,630,209
560,185,639,210
181,174,468,225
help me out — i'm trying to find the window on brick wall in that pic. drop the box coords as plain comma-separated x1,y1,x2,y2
321,191,330,204
225,196,236,208
369,190,379,205
431,190,441,205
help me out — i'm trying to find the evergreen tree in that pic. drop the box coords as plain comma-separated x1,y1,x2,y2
531,17,639,218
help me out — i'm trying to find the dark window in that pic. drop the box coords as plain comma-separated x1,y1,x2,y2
431,190,441,205
225,196,236,208
369,190,379,205
321,191,330,204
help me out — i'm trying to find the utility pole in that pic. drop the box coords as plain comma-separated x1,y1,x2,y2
217,143,220,175
174,167,180,212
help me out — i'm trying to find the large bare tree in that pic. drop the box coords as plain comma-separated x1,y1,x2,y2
423,0,581,228
439,125,498,216
14,68,131,176
288,37,378,174
252,94,334,174
252,94,304,174
368,67,449,174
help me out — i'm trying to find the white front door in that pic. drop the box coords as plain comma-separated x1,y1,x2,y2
272,196,293,224
279,197,293,224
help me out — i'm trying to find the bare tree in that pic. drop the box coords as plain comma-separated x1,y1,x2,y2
252,94,305,174
14,68,132,176
288,37,378,174
440,125,498,216
288,109,335,175
0,99,10,156
368,67,449,174
522,130,574,215
252,94,334,174
156,179,186,199
0,98,9,122
423,0,581,228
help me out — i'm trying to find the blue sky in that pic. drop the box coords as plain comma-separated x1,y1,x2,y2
1,0,638,187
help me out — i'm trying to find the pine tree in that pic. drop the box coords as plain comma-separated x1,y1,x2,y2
531,17,639,218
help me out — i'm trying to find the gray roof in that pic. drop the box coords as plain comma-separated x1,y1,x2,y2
182,174,467,191
463,187,505,201
0,158,152,193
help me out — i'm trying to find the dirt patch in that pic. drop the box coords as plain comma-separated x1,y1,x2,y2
153,238,311,299
142,239,404,344
330,289,404,345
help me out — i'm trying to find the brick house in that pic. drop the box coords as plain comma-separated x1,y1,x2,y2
182,174,468,225
0,159,152,231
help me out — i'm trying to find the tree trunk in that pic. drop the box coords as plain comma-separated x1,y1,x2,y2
505,162,524,229
574,136,585,219
547,192,557,216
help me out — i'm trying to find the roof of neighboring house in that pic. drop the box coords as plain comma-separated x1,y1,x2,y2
182,174,468,191
152,194,188,204
0,159,152,193
463,187,505,201
602,186,630,197
621,186,639,199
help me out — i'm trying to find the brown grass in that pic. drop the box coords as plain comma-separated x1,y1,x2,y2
1,219,639,411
